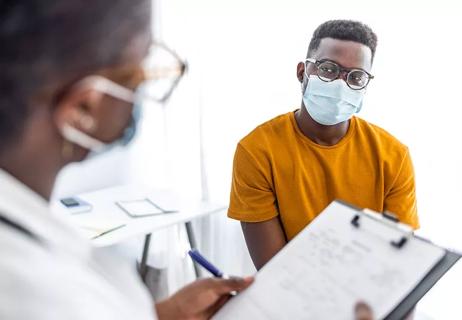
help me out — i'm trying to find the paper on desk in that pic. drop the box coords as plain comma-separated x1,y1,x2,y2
213,201,445,320
77,218,126,239
116,198,178,217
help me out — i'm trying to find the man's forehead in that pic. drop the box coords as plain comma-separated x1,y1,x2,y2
312,38,373,71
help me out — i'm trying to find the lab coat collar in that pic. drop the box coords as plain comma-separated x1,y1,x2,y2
0,169,91,257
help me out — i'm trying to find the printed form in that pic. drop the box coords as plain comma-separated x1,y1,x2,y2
214,201,445,320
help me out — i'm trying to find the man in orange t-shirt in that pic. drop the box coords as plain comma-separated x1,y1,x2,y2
228,20,419,270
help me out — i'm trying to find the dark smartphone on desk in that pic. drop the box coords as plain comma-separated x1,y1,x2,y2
60,197,93,214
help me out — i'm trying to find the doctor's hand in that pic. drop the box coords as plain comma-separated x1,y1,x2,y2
155,276,254,320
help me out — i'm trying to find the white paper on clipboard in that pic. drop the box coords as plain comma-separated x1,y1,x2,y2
213,201,445,320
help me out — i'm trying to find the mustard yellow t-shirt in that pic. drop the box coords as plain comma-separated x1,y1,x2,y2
228,111,419,240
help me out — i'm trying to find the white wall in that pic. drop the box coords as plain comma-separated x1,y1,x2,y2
160,0,462,246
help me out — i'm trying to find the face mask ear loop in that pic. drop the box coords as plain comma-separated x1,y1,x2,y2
301,61,313,95
60,123,106,152
75,76,136,103
58,75,138,153
301,74,313,96
301,74,307,94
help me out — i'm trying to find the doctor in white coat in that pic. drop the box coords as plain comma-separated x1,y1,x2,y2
0,0,253,319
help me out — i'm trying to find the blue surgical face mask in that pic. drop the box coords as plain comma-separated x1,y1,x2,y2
60,75,143,158
302,75,365,126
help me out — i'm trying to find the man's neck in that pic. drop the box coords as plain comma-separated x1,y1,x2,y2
294,105,350,146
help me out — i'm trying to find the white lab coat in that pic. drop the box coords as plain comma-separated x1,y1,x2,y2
0,170,157,320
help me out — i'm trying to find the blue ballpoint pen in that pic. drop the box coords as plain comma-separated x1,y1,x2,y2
188,249,230,279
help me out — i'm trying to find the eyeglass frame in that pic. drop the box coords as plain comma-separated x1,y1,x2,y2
55,41,187,111
304,58,374,90
142,41,188,103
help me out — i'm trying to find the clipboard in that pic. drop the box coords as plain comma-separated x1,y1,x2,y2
344,201,461,319
213,200,461,320
384,241,460,319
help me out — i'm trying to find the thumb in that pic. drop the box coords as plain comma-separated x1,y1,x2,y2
355,302,374,320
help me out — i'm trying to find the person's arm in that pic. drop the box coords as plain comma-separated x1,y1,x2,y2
228,143,284,270
241,217,287,270
155,277,254,320
384,148,419,229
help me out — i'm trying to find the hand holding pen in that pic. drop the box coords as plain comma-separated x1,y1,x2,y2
188,249,249,295
156,272,253,319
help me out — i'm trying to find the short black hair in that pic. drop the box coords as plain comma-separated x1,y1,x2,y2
307,19,377,60
0,0,150,152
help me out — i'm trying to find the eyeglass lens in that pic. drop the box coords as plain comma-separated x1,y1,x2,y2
314,60,369,90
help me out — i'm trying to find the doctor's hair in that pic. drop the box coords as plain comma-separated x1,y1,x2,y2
0,0,150,152
307,19,378,61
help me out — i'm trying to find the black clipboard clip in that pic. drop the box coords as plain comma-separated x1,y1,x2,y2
350,211,410,249
351,214,360,228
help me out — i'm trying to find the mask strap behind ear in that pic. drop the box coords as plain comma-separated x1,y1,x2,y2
60,75,137,152
76,76,135,103
61,123,105,152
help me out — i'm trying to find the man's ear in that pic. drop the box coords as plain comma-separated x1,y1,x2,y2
296,62,305,83
53,86,105,136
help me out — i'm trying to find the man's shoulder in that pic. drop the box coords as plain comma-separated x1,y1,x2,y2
355,117,408,153
239,111,294,151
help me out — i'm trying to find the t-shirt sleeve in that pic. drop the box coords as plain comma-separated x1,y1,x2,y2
384,148,420,229
228,143,278,222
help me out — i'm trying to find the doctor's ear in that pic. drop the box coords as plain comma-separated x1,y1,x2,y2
53,86,105,135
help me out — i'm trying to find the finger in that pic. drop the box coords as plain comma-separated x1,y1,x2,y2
355,302,374,320
209,276,254,295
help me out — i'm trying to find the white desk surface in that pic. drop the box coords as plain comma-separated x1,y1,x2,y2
51,185,226,247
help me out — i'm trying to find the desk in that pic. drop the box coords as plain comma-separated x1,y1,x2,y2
52,185,226,279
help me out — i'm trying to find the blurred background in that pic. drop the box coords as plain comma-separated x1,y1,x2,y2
52,0,462,318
